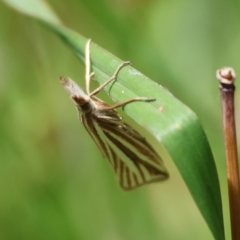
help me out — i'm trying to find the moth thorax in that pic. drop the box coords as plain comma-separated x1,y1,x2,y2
77,101,94,113
71,94,93,113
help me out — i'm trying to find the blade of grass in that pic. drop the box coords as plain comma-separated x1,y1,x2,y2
3,1,225,239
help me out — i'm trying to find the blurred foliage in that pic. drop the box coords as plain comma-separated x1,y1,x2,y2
1,0,240,239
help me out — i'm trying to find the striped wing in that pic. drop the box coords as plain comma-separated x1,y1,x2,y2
81,100,169,190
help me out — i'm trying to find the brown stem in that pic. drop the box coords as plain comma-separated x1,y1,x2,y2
217,67,240,240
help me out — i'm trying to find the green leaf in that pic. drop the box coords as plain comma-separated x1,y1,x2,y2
3,1,225,240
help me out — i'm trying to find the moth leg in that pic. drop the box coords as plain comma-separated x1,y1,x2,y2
103,97,155,111
95,115,122,124
89,61,131,97
85,39,94,95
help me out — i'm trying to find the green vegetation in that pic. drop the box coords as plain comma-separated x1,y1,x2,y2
1,0,239,239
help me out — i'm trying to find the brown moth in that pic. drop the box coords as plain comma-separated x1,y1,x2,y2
60,39,169,190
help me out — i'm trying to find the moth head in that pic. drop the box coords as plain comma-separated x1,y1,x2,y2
60,76,94,113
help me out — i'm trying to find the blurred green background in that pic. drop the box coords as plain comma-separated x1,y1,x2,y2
1,0,239,239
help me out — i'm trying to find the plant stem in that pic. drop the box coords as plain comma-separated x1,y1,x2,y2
216,67,240,240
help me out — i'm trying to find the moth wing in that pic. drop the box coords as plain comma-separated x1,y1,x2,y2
82,97,169,190
97,120,169,190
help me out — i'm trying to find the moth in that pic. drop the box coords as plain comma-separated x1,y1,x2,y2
60,39,169,190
